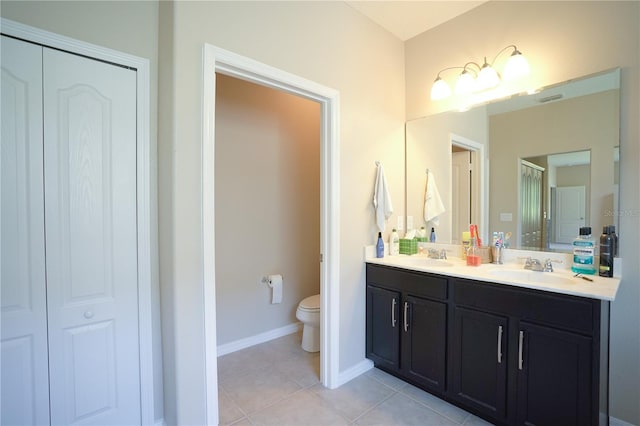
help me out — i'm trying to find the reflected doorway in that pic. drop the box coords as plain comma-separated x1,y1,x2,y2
450,134,483,244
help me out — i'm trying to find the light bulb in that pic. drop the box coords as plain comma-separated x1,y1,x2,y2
477,61,500,90
455,70,475,95
504,50,530,80
430,77,451,100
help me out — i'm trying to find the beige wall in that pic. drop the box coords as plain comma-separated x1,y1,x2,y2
0,1,164,423
159,1,405,423
214,74,320,345
405,2,639,423
489,90,617,249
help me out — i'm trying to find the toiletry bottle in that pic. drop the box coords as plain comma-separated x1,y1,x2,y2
599,226,614,277
390,228,400,256
376,232,384,258
461,231,471,259
418,226,426,239
610,225,618,257
571,226,596,275
466,237,481,266
429,227,436,243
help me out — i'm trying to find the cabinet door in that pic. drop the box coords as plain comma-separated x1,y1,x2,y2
366,284,400,371
1,35,51,426
451,307,508,422
517,321,593,426
402,295,446,392
43,47,141,425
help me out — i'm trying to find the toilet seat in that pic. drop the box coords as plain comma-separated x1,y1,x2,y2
298,294,320,312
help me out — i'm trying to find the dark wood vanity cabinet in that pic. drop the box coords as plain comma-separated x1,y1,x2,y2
366,264,609,426
366,264,447,393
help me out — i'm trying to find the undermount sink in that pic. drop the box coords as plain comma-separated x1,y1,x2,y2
396,257,454,268
487,268,577,285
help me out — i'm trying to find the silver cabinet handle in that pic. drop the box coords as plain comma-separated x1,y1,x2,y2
497,325,503,364
518,330,524,370
404,302,409,332
391,298,397,327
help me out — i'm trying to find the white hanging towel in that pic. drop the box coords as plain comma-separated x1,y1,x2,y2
424,169,445,225
373,162,393,232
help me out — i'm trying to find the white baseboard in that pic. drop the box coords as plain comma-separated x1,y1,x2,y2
334,358,374,388
610,416,636,426
217,322,301,356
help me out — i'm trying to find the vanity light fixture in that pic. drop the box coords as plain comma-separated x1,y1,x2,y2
430,45,530,100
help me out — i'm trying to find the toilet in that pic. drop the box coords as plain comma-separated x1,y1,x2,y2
296,294,320,352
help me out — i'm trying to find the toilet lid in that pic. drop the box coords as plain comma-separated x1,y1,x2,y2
299,294,320,310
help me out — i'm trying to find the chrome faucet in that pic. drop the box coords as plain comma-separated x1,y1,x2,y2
523,257,561,272
427,248,447,260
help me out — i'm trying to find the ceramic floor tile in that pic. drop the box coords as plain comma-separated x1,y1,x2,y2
309,374,395,421
354,392,459,426
400,384,471,424
218,345,275,384
249,389,350,426
218,387,247,425
276,351,320,388
365,367,409,391
223,367,303,414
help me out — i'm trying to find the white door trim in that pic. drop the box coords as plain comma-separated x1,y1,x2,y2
202,44,341,424
450,133,487,244
1,18,155,425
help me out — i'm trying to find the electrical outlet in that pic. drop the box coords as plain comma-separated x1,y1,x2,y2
397,216,404,231
407,215,414,231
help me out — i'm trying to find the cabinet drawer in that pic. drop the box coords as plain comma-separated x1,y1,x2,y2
366,264,447,300
453,279,596,335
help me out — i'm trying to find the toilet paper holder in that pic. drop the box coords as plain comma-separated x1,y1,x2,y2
261,275,283,285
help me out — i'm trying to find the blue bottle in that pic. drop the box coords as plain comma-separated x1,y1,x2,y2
376,232,384,258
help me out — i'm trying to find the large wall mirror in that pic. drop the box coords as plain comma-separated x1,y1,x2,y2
406,68,620,252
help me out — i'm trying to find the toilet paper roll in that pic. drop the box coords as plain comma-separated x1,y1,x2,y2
268,274,283,304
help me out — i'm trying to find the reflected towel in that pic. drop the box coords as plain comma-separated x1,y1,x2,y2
373,162,393,232
424,170,445,225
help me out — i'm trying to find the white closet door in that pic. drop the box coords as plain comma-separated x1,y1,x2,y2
1,36,51,426
43,47,140,425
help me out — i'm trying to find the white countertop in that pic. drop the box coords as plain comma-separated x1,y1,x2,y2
365,249,620,301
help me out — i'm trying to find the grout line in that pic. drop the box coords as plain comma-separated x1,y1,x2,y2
349,388,398,424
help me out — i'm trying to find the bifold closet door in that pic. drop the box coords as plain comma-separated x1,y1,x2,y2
42,47,141,424
1,36,51,426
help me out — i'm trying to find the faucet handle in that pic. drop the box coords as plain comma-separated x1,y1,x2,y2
439,249,447,260
543,258,563,272
518,256,533,269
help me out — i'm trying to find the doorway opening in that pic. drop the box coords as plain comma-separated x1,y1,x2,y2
450,134,485,244
202,44,340,424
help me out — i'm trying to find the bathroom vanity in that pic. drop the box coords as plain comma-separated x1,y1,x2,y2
366,254,619,426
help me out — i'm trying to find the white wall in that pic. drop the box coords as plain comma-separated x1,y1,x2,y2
0,1,165,423
158,2,405,423
214,74,320,345
405,2,640,423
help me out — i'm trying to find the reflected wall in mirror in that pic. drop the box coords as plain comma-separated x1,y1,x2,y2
406,68,620,252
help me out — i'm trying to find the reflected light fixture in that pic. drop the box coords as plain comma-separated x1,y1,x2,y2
430,45,530,100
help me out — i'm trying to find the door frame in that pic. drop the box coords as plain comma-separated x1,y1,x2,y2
450,133,486,244
202,44,341,424
1,18,155,425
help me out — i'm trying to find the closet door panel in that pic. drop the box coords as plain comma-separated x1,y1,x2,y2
43,47,140,425
0,36,50,426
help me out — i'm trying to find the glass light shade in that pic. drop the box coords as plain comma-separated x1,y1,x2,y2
431,77,451,100
503,51,530,80
477,63,500,90
454,70,475,95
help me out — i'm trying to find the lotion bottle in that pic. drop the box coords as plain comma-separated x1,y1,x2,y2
376,232,384,258
390,229,400,255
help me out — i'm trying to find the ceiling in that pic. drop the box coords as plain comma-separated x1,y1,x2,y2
346,1,487,41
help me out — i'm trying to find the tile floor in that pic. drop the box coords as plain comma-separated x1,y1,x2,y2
217,332,493,425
